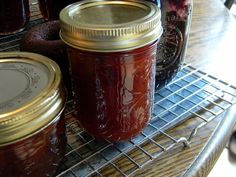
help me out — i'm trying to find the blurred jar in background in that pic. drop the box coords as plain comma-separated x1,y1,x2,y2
0,0,30,35
38,0,79,21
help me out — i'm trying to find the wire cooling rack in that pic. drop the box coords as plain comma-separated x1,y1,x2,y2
56,64,236,177
1,1,236,176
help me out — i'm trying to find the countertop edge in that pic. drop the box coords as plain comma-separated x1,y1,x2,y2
183,104,236,177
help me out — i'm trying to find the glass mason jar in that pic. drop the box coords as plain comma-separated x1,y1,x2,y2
38,0,80,21
0,52,67,177
0,0,30,35
154,0,193,89
60,0,163,141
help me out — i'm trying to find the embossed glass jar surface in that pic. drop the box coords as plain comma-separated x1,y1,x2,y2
155,0,192,89
0,52,67,177
60,0,163,141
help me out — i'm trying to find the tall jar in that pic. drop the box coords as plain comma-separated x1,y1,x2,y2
0,52,67,177
60,0,163,141
154,0,193,89
0,0,30,35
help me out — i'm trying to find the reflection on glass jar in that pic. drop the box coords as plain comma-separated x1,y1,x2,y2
0,117,66,177
0,0,30,35
67,43,158,141
38,0,79,21
60,0,163,141
0,52,67,177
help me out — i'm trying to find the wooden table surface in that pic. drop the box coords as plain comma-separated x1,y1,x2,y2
188,0,236,85
136,0,236,176
1,0,236,177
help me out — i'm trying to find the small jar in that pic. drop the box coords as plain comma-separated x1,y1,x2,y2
38,0,79,21
0,0,30,35
0,52,67,177
60,0,163,141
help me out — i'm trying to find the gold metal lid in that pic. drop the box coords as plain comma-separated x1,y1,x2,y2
0,52,66,145
60,0,163,52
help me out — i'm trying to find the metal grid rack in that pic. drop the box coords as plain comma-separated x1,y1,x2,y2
1,1,236,176
57,64,236,177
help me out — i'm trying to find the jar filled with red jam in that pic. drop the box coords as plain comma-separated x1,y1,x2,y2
38,0,80,21
60,0,163,141
0,52,67,177
0,0,30,35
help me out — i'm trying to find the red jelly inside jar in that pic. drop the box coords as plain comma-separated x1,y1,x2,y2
68,43,157,141
0,0,30,35
0,116,67,177
60,0,163,141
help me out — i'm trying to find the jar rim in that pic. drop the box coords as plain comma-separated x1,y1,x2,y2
0,52,66,145
59,0,163,52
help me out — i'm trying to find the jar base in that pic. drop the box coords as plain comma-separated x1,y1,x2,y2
0,27,25,36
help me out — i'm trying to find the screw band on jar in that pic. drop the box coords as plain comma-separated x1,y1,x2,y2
0,52,66,145
0,52,67,177
60,0,163,52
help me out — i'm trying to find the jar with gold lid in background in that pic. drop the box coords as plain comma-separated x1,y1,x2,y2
0,52,67,177
60,0,163,141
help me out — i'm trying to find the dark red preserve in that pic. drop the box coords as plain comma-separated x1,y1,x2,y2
0,116,66,177
60,0,163,141
0,0,30,35
0,52,67,177
38,0,79,21
67,43,157,141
